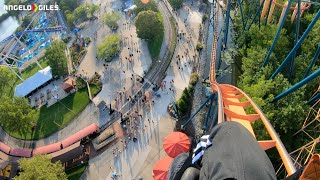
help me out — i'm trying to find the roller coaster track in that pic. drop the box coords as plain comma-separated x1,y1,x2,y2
0,10,66,46
210,1,296,176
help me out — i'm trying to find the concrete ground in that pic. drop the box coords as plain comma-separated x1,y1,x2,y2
77,0,152,108
80,1,203,179
0,1,205,179
29,78,72,108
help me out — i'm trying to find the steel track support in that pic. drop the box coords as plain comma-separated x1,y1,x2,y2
305,44,320,78
181,94,215,130
263,0,293,67
270,10,320,79
307,93,320,105
247,0,266,30
273,69,320,102
244,0,255,31
202,94,216,130
224,0,232,48
264,0,272,25
237,0,246,30
290,0,301,80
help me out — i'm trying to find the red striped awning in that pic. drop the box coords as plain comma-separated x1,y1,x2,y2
61,123,99,148
10,148,32,157
0,142,11,154
33,142,62,155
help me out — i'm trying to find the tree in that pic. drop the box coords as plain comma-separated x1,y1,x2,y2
87,4,99,18
133,0,158,15
65,11,75,28
58,0,79,11
5,0,20,16
73,3,99,22
232,4,319,177
0,67,14,97
0,97,37,137
97,34,121,61
20,16,32,29
169,0,184,10
177,87,193,116
76,77,86,89
135,10,164,41
45,40,68,76
202,15,208,23
14,155,67,180
189,73,199,86
196,42,204,51
73,4,87,21
102,12,120,30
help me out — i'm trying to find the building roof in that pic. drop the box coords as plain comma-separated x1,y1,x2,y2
50,142,82,163
33,142,62,155
14,66,53,97
62,77,75,92
61,123,99,148
0,143,11,155
10,148,32,157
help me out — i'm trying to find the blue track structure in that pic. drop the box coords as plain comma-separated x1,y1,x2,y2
308,92,320,105
247,0,266,30
224,0,231,48
290,0,302,80
262,0,293,67
273,69,320,102
304,44,320,78
270,10,320,80
223,0,319,103
181,93,216,130
0,10,67,46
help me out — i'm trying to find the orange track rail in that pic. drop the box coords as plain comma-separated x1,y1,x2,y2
209,1,296,176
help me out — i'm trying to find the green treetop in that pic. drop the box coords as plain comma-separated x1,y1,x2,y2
0,67,14,97
102,12,121,30
0,96,37,137
97,34,121,61
134,10,164,41
14,155,67,180
45,40,68,77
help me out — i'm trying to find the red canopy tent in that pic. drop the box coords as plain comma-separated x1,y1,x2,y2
163,132,190,158
153,157,173,180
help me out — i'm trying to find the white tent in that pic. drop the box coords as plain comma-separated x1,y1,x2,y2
124,5,137,12
14,66,53,97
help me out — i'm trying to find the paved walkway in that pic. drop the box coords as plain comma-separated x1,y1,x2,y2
77,0,153,107
80,1,204,179
0,0,162,150
0,6,202,180
81,71,189,180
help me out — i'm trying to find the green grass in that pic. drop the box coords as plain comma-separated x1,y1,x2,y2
66,162,88,180
21,60,49,80
7,88,90,140
89,84,101,97
148,12,164,60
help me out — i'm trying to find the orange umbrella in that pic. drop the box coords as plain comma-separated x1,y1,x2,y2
163,132,190,158
141,0,150,4
153,157,173,180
